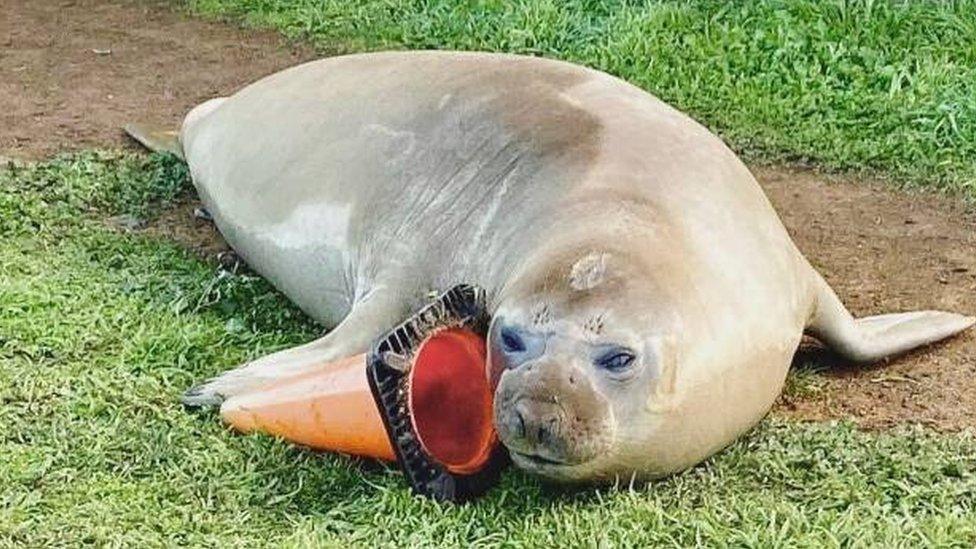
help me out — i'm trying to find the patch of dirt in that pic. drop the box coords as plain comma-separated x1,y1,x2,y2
144,196,229,257
759,166,976,431
3,0,974,431
1,0,314,159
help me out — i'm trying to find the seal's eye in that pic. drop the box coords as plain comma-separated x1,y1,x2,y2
595,349,636,372
500,327,527,353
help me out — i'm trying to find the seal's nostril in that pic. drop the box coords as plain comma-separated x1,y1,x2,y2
513,408,526,437
535,415,560,446
537,425,548,444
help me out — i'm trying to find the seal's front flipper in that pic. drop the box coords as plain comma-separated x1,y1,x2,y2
182,335,345,409
182,289,406,408
124,123,184,159
214,284,503,502
806,273,974,363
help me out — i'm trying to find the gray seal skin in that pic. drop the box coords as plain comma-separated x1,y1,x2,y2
180,51,974,483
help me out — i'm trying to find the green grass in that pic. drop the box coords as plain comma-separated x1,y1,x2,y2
3,153,976,545
184,0,976,199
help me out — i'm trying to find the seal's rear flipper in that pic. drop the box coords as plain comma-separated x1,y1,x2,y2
806,274,974,363
124,123,184,160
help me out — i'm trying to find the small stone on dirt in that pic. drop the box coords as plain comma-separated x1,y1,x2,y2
193,207,213,222
217,250,244,273
109,214,146,231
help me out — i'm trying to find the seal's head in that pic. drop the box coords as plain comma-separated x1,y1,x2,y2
490,242,681,483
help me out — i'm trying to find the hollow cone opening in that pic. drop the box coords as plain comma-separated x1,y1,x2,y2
408,327,495,475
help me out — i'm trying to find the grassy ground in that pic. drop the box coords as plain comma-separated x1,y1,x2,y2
185,0,976,199
2,154,976,546
5,1,976,545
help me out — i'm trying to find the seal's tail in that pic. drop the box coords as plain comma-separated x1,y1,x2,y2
805,272,974,363
124,96,228,160
124,123,184,159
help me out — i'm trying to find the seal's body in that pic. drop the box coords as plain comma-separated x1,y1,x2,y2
178,52,973,482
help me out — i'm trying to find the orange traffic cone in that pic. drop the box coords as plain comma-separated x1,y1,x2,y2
217,285,506,501
219,351,397,461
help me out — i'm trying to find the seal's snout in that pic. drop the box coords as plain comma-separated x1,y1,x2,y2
497,396,569,463
493,355,612,474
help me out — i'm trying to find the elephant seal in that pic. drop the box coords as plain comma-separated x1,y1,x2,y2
157,51,972,483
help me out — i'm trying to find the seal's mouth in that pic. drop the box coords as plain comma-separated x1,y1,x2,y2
508,448,603,482
510,450,566,467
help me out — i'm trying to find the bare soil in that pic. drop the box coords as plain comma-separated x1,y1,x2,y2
761,167,976,431
3,0,974,430
1,0,314,159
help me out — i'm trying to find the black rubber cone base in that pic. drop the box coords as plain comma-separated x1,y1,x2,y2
366,285,509,502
